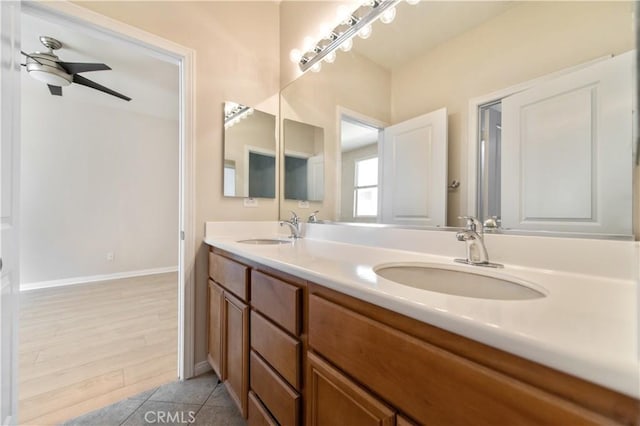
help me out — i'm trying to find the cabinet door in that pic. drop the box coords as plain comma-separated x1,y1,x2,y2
207,280,224,379
223,291,249,418
307,352,395,426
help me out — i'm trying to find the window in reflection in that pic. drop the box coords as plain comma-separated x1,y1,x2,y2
354,157,378,217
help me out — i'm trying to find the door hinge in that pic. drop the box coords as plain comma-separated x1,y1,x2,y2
180,231,185,241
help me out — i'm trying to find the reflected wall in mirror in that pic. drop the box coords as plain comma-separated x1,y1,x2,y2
223,101,277,198
279,1,635,237
283,118,325,201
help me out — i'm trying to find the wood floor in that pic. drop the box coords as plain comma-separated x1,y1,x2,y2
18,272,178,425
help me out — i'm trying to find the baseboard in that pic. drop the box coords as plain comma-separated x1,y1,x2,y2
194,361,212,377
20,266,178,292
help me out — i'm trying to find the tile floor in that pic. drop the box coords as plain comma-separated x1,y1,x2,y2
61,372,246,426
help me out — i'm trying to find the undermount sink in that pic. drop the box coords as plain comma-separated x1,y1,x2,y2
374,263,545,300
237,238,292,245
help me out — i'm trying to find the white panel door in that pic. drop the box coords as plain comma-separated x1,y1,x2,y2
381,108,447,226
307,154,324,201
0,1,20,424
501,52,633,235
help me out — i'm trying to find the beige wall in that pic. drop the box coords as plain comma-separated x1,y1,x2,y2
391,1,634,225
75,1,280,366
283,119,320,156
280,50,390,220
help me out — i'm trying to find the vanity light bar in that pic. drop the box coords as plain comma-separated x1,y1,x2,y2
298,0,403,73
224,103,254,129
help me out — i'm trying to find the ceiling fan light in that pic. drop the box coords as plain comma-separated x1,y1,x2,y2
28,70,71,87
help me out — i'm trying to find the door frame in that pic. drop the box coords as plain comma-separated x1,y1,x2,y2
1,1,21,423
336,106,386,221
22,1,197,380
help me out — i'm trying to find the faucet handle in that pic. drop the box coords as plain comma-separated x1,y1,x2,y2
458,216,483,233
289,211,299,224
308,211,319,223
483,216,501,230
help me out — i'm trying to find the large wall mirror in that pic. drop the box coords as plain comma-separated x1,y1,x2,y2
223,101,277,198
279,1,636,237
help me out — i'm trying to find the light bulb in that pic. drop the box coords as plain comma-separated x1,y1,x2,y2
303,36,315,53
358,24,372,39
289,48,302,63
310,62,322,73
336,5,351,23
340,38,353,52
324,50,337,63
318,22,332,39
406,0,419,5
380,7,396,24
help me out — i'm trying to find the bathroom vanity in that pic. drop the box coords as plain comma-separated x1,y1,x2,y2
205,223,640,425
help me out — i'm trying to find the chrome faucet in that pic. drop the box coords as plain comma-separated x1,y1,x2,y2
455,216,502,268
280,211,302,239
308,210,319,223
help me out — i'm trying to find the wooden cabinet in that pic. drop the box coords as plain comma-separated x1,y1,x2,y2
208,247,639,426
251,351,301,426
248,391,278,426
223,291,249,417
307,352,395,426
207,251,250,418
250,311,301,390
249,269,305,425
207,280,224,379
309,294,609,425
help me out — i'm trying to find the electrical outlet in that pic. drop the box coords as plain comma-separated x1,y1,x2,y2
298,200,310,208
243,198,258,208
106,252,115,262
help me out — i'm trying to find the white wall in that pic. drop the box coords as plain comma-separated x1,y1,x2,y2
20,80,179,285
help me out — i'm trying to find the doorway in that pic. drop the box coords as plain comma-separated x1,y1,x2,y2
338,113,383,223
1,1,196,424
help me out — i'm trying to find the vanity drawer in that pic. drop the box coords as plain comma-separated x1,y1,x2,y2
251,311,301,390
209,252,249,302
251,270,301,335
248,391,278,426
308,294,608,425
250,351,300,426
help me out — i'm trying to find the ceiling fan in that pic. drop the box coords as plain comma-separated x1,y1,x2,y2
22,36,131,102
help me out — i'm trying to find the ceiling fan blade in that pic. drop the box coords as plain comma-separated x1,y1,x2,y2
48,85,62,96
72,74,131,102
58,62,111,74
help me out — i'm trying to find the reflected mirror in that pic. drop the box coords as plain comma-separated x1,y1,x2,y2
283,118,325,201
223,101,277,198
279,1,635,237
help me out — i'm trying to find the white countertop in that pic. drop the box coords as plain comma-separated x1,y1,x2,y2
204,223,639,398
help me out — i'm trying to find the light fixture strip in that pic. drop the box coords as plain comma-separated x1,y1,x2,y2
299,0,402,72
224,105,251,124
